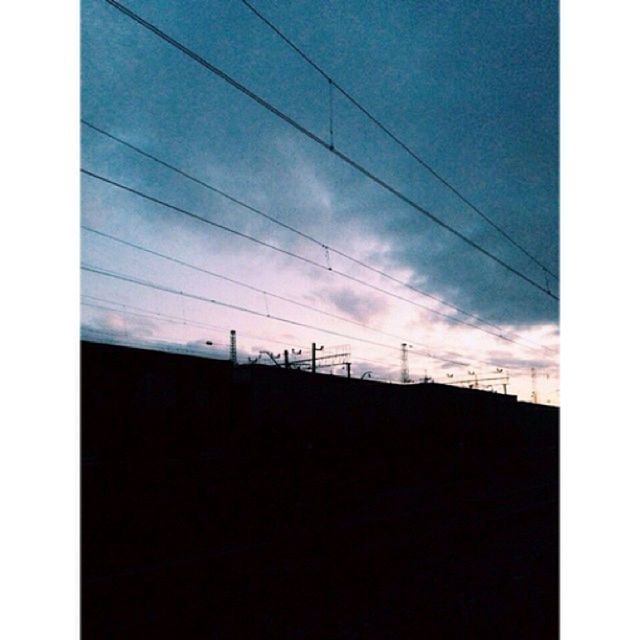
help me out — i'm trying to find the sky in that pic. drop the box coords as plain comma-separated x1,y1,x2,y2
81,0,559,403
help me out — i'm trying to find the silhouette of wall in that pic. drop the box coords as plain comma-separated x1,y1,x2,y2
82,340,558,638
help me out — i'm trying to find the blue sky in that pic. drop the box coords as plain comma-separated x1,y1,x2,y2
81,0,559,401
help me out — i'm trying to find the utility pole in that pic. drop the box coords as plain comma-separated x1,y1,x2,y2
229,329,237,365
401,343,412,383
345,362,351,379
496,368,508,394
284,349,290,369
311,342,324,374
531,367,538,404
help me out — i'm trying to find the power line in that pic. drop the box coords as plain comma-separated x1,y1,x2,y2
82,224,466,355
81,327,223,359
81,168,551,356
82,263,550,371
352,355,397,370
81,297,305,354
82,298,226,338
85,301,555,394
101,0,559,301
80,310,536,388
81,295,448,376
81,263,482,368
83,299,397,379
81,300,221,348
239,0,558,282
82,293,243,337
82,327,290,367
81,119,551,354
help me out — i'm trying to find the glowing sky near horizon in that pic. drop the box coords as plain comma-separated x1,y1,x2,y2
81,0,559,404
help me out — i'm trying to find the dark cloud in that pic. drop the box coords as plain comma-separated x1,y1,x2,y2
355,203,558,327
83,0,558,336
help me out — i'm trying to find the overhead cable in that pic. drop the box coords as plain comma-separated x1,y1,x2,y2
81,168,552,354
83,224,453,352
81,296,306,352
82,263,547,371
239,0,558,281
81,263,472,367
82,119,552,354
101,0,558,301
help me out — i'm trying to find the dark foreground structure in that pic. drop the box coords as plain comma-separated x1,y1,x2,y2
82,341,558,638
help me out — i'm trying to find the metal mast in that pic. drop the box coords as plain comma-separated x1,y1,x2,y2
229,329,237,365
401,343,411,383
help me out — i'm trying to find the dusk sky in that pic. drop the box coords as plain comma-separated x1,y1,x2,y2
81,0,559,402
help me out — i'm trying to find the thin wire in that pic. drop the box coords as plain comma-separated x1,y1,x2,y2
82,119,541,345
81,263,481,368
81,327,222,359
81,298,532,381
82,263,550,371
101,0,558,301
239,0,558,282
81,167,551,355
328,79,334,150
82,224,490,356
82,293,310,350
82,298,228,341
356,355,401,371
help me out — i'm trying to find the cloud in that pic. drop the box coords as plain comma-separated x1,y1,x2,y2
83,309,157,339
81,0,559,403
317,286,388,323
483,352,555,370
